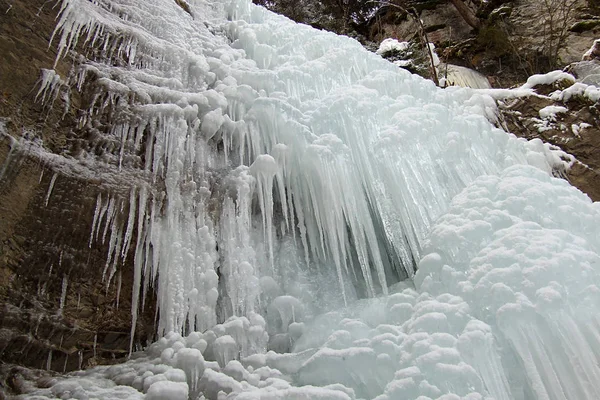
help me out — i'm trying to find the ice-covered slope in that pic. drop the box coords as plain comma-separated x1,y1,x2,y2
20,0,600,398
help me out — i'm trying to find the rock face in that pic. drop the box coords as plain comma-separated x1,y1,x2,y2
497,72,600,201
370,0,599,86
507,0,594,65
370,1,473,46
0,0,154,382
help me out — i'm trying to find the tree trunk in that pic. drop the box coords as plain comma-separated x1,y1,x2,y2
448,0,480,30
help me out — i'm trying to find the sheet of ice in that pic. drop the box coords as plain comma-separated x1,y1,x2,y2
441,64,491,89
416,165,600,400
428,43,440,67
13,0,600,399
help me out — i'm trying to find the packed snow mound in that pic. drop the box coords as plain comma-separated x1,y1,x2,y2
514,69,600,103
538,105,568,120
417,165,600,400
16,0,600,398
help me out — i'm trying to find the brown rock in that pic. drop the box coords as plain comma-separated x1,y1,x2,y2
0,0,155,383
498,83,600,201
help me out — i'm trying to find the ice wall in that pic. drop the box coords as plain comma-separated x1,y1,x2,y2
21,0,600,398
45,0,549,336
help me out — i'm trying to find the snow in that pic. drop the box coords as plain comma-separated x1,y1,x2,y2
583,38,600,60
393,59,412,67
533,105,569,132
376,38,409,55
11,0,600,399
521,70,576,89
550,81,600,102
538,105,568,120
572,122,592,137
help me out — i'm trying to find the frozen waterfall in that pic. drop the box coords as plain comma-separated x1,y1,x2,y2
21,0,600,398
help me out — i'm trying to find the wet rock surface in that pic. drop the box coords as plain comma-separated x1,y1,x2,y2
0,0,155,392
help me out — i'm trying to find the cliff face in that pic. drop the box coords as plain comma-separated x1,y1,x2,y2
496,74,600,202
369,0,599,86
0,0,154,379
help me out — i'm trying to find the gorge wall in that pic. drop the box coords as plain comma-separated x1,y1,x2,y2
0,0,155,375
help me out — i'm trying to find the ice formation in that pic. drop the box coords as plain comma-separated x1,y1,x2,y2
13,0,600,398
441,64,491,89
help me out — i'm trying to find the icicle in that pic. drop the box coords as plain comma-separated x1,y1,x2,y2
458,321,512,400
118,124,127,171
94,195,110,243
44,172,58,207
103,220,119,281
250,154,277,272
46,350,52,370
62,354,68,373
106,226,124,288
129,185,148,354
272,144,290,233
101,197,117,244
36,69,63,106
294,198,311,270
89,193,102,248
120,188,137,261
58,274,68,316
116,270,122,309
